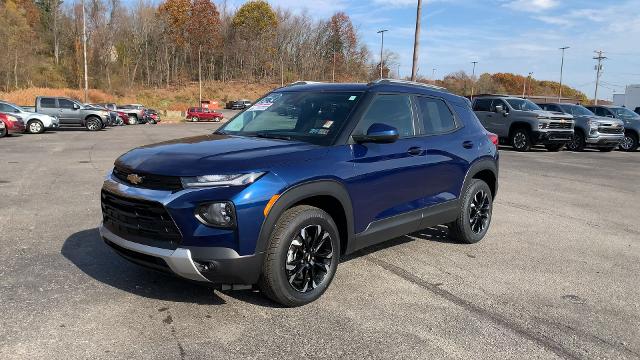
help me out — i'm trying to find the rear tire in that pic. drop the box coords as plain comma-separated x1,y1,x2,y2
448,179,493,244
258,205,340,307
27,120,45,134
566,130,586,151
0,124,7,138
510,128,532,152
191,116,199,122
544,144,564,152
619,131,639,152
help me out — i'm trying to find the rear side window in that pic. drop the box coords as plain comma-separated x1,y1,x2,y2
354,94,415,138
58,99,75,109
473,99,491,111
40,98,56,108
416,97,457,135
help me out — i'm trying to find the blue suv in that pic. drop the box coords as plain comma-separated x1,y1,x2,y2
99,80,499,306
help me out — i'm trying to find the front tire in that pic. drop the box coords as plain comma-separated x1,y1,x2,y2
511,128,532,152
128,115,138,125
27,120,45,134
619,131,639,152
258,205,340,307
544,144,564,152
566,130,586,151
0,124,7,138
85,117,102,131
448,179,493,244
191,116,199,122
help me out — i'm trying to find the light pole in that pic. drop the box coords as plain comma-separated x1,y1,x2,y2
377,29,388,79
411,0,422,81
558,46,569,102
470,61,478,100
432,68,436,80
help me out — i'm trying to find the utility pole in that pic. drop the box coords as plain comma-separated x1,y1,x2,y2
432,68,436,80
470,61,478,100
522,72,532,98
81,0,88,103
377,29,388,79
397,64,400,79
593,50,607,105
198,46,202,104
411,0,422,82
558,46,569,102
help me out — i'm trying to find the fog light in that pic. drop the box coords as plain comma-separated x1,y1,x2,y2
195,202,236,228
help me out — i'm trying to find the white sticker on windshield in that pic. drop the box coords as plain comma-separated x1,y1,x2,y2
348,96,357,101
322,120,334,129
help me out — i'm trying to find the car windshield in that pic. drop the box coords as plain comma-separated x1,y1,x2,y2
218,91,362,146
561,104,594,116
611,107,640,119
505,98,542,111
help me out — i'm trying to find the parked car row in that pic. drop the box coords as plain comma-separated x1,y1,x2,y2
0,96,159,139
471,95,640,152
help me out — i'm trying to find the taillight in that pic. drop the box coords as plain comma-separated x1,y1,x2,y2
487,132,499,146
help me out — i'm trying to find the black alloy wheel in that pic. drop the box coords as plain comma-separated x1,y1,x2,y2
285,224,334,293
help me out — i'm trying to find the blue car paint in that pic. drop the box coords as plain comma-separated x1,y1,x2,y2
107,82,497,259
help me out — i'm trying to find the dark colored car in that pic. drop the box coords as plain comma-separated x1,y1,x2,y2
586,105,640,152
0,112,25,137
635,107,640,116
100,80,499,306
226,99,252,110
144,109,161,124
186,107,224,122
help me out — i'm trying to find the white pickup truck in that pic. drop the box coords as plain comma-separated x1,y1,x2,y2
0,100,59,134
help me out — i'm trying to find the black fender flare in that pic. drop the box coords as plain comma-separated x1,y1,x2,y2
460,157,499,198
255,180,355,256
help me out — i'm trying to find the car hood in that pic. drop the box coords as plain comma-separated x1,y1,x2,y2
115,134,326,176
531,110,573,119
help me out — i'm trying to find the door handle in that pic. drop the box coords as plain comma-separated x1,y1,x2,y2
463,141,474,149
407,147,424,156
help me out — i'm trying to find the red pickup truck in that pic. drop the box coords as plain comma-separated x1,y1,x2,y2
186,107,223,122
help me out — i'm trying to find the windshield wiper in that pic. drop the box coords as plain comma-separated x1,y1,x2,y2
255,132,294,141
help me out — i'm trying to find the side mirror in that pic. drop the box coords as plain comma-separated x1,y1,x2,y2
73,104,81,110
353,123,399,144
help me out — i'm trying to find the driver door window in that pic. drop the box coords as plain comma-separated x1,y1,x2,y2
353,94,415,138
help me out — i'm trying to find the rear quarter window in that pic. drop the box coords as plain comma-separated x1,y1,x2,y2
40,98,57,108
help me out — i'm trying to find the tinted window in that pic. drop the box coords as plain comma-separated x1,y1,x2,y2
355,94,415,138
473,99,491,112
416,97,457,134
40,98,57,108
505,98,542,111
0,103,17,113
58,99,76,109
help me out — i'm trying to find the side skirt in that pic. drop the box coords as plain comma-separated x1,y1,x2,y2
347,200,459,254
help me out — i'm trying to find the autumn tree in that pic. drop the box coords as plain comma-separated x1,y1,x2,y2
0,0,35,89
232,0,277,81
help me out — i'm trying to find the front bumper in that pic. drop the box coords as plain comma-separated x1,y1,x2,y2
586,133,624,146
101,223,265,285
533,130,573,144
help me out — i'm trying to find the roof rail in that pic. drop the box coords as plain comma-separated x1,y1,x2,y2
368,78,448,92
288,81,326,86
472,94,510,98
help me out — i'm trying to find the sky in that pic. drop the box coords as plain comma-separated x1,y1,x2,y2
149,0,640,99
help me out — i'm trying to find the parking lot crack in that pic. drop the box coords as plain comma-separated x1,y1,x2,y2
367,255,583,360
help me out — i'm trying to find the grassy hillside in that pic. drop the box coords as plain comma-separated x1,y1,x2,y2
0,82,279,110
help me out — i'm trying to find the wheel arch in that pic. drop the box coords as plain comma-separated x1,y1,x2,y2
509,121,533,135
256,180,354,258
461,158,498,199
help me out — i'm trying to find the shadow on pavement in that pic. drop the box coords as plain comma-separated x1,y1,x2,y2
61,228,226,305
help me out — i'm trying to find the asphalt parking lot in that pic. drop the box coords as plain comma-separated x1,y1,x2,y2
1,124,638,360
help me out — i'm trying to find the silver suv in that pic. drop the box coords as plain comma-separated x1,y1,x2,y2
472,95,574,152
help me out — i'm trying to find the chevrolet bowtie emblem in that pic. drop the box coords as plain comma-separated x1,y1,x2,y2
127,173,143,185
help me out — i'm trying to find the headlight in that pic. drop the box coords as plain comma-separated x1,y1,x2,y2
587,119,599,129
195,202,236,228
181,172,265,188
538,121,549,129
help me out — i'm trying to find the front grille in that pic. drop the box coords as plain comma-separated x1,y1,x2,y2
101,190,182,249
113,166,183,191
548,122,572,129
599,126,624,134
